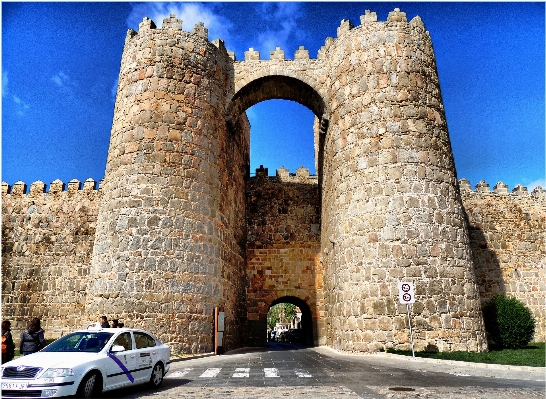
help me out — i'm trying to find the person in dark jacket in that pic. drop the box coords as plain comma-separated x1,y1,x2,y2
2,320,16,363
19,318,46,356
99,316,109,328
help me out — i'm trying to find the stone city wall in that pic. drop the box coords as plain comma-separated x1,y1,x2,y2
2,175,544,346
1,179,101,337
460,179,546,341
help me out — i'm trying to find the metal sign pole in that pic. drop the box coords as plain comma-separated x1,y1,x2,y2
406,303,415,358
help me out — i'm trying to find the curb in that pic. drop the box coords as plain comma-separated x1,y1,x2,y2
314,346,545,380
375,351,544,372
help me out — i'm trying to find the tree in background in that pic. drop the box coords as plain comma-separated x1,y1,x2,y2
267,303,297,330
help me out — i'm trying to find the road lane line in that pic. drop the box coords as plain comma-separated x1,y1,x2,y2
264,368,279,377
232,368,250,377
294,369,312,377
200,368,222,378
167,368,193,378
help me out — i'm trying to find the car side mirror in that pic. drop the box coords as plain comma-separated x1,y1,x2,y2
110,345,125,353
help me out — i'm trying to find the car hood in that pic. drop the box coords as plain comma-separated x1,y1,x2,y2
4,352,99,370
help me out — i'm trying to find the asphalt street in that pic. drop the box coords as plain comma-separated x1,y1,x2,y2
103,342,545,398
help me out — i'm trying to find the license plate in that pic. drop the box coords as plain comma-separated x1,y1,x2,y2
1,382,28,390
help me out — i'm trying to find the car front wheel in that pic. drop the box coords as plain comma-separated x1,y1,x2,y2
76,372,101,398
149,362,164,388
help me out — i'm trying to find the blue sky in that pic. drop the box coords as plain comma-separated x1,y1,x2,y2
2,2,544,192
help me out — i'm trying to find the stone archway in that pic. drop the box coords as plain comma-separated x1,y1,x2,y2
270,296,314,346
227,75,327,125
225,70,327,348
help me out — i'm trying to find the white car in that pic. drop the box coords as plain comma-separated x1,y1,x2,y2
0,325,171,398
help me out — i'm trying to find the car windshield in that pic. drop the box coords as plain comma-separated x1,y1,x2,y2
42,332,114,353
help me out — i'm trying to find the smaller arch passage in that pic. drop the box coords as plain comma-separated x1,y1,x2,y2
226,76,327,128
269,296,314,346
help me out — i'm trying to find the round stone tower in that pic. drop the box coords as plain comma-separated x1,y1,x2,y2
320,9,487,352
87,15,249,353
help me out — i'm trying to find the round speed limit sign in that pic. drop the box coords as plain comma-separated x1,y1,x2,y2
398,282,415,304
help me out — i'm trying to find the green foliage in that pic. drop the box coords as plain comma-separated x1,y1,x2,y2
267,303,297,329
482,295,536,349
386,342,545,367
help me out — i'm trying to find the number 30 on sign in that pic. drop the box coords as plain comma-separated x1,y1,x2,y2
398,282,415,304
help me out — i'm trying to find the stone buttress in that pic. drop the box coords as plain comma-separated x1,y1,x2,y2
319,10,488,351
87,15,249,353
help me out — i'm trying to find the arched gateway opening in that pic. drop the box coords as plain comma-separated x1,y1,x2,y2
234,73,327,347
269,296,314,346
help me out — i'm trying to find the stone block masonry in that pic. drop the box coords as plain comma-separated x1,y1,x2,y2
2,176,545,346
1,179,101,335
87,14,250,354
460,179,546,341
2,8,545,353
246,167,323,346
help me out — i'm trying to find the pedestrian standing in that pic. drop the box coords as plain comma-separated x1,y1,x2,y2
19,318,46,356
2,320,15,363
99,316,109,328
110,319,119,328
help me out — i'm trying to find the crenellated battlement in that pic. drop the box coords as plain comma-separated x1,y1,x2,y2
126,14,210,41
1,178,102,196
241,8,427,61
459,178,545,202
252,165,318,184
124,8,427,63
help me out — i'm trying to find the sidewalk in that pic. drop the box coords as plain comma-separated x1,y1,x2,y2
314,346,546,382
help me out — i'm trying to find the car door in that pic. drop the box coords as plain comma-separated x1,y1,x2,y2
132,331,160,382
104,332,137,389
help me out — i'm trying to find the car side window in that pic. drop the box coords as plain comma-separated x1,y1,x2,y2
112,332,132,351
134,332,157,349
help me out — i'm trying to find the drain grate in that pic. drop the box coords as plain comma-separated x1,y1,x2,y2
389,387,416,392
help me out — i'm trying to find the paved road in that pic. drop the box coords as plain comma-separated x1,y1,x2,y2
104,342,545,398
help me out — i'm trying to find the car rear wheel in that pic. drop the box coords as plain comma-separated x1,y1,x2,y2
76,372,101,398
149,362,164,388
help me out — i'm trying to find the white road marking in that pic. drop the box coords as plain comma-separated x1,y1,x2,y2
167,368,193,378
294,369,312,377
264,368,279,377
171,367,313,379
232,368,250,377
200,368,222,378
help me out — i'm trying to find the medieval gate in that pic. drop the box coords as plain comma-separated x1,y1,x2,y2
84,9,487,354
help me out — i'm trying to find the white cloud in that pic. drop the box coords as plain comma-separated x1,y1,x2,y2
3,71,30,116
527,179,545,191
127,3,233,44
111,78,119,103
51,71,73,89
51,71,79,98
12,95,30,116
255,2,307,57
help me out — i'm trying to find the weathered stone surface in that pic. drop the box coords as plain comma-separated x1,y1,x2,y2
2,9,544,354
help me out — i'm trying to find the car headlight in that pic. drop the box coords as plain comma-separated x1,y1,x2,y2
41,368,75,378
